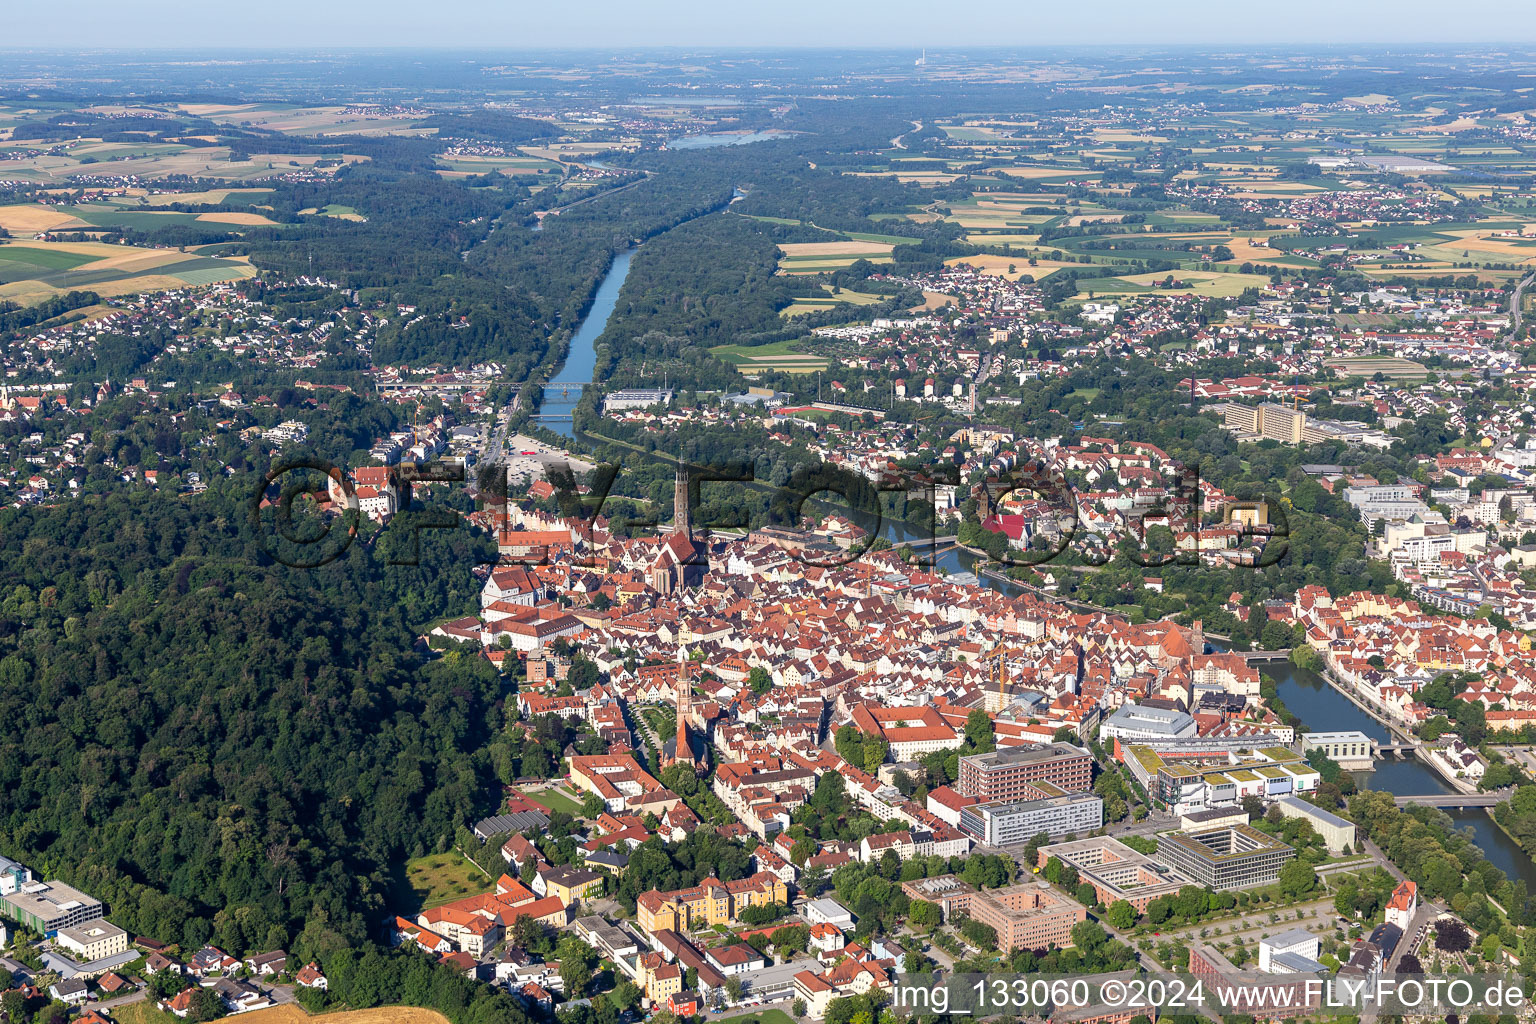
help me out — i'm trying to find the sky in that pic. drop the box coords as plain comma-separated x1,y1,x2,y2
6,0,1536,49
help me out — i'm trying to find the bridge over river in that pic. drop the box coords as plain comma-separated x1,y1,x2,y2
1392,789,1512,808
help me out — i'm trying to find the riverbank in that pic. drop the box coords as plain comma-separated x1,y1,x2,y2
1310,656,1480,794
1268,663,1536,889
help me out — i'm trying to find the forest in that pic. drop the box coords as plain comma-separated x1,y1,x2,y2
0,478,502,956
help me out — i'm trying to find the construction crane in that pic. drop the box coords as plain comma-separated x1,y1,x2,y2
987,637,1049,713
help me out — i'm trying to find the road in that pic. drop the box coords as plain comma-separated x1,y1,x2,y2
1508,271,1536,341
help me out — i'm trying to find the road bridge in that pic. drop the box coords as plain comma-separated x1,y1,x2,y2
1392,791,1509,808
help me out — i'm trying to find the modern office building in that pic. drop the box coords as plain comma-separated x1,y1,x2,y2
1099,704,1198,744
1036,836,1186,913
1272,795,1357,854
956,743,1093,801
958,790,1104,845
901,876,1085,952
1159,824,1295,891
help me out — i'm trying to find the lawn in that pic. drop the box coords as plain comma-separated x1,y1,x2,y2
523,785,586,817
395,851,494,912
713,1010,797,1024
114,1005,179,1024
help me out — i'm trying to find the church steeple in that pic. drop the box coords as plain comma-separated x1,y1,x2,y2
673,660,695,768
674,467,692,540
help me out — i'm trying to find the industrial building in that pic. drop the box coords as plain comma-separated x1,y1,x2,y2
1,881,103,936
602,389,675,412
1158,824,1296,891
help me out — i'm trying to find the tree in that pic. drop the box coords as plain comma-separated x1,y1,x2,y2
725,977,745,1002
558,937,596,997
747,667,773,695
793,999,808,1018
189,986,227,1023
1106,900,1138,930
1436,920,1472,953
908,899,942,932
964,710,996,753
1278,860,1317,900
1071,919,1108,952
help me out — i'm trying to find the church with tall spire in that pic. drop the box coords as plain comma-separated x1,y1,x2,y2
648,465,705,594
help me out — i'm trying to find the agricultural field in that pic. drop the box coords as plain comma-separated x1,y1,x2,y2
299,204,366,222
175,102,434,137
0,240,255,306
777,240,896,275
780,285,884,317
1072,269,1271,300
710,339,828,373
435,153,565,177
0,140,367,182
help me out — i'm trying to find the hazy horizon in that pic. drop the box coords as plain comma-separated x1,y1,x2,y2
6,0,1536,50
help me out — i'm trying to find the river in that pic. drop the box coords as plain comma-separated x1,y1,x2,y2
1269,662,1536,889
538,249,636,438
666,130,790,150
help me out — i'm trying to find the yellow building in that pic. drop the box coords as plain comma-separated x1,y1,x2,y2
637,952,683,1003
540,866,604,905
636,872,789,934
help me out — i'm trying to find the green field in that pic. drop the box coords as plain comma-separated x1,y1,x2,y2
523,785,585,817
0,247,99,270
713,1010,796,1024
0,241,255,306
710,339,829,373
393,851,494,912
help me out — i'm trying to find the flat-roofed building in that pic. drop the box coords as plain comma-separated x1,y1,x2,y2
2,881,102,936
1259,926,1320,972
900,875,977,921
967,882,1086,952
1179,806,1250,832
1301,731,1373,768
1272,795,1356,855
957,743,1093,801
1159,824,1295,891
55,920,128,962
603,389,675,413
958,790,1103,845
1100,704,1198,744
1036,836,1185,913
